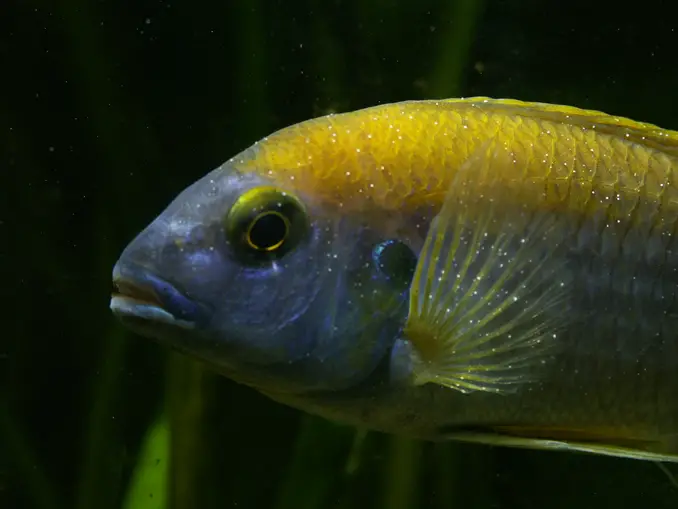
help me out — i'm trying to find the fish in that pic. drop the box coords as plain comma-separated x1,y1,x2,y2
111,97,678,463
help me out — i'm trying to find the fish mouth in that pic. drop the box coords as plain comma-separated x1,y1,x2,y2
110,265,204,330
112,279,163,307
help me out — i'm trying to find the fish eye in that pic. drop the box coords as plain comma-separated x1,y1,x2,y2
224,186,309,264
372,239,417,290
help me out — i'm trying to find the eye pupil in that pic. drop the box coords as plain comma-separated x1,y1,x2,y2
373,239,417,289
248,212,288,251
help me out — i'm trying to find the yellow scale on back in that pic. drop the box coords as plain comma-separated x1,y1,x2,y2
239,97,678,230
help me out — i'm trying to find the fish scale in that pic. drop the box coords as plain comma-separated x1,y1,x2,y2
244,99,678,228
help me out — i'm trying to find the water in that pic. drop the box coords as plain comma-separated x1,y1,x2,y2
5,0,678,507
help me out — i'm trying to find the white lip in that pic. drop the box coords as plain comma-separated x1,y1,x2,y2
110,295,195,329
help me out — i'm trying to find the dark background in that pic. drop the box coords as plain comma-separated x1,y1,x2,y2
4,0,678,508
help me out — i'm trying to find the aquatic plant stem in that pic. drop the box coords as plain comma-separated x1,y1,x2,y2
381,437,422,509
429,0,486,98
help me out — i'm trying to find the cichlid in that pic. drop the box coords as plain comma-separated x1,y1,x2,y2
111,97,678,463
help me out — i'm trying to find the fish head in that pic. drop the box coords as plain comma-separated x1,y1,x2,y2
111,141,418,396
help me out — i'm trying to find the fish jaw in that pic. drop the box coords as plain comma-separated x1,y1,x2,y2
110,261,208,337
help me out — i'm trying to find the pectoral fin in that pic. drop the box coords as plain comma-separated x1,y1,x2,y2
403,142,572,394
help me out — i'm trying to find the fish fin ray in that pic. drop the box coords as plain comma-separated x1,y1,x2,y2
442,426,678,463
404,141,573,394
